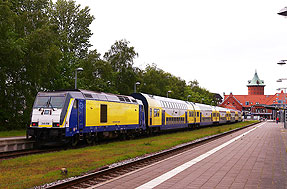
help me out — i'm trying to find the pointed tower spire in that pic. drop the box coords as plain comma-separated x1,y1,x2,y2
247,70,265,95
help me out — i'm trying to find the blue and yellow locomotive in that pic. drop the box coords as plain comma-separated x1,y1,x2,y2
27,90,242,145
27,90,145,145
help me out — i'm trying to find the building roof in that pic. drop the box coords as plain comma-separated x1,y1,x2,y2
222,90,287,108
247,70,265,87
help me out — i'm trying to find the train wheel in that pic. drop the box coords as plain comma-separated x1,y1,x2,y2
85,133,94,145
70,134,79,147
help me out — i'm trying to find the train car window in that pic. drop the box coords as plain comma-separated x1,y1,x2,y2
73,100,78,109
84,93,93,98
117,96,125,102
100,104,107,123
197,112,199,117
150,108,152,117
124,97,131,102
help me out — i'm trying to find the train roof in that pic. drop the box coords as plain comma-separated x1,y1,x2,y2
194,103,214,111
37,89,141,105
133,93,189,109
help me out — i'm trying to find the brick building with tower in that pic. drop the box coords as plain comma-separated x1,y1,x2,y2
220,71,285,119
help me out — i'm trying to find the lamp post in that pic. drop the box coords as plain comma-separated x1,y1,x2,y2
187,95,191,101
134,82,140,93
278,7,287,16
276,78,287,82
167,90,172,98
75,67,83,89
277,60,287,65
276,52,287,128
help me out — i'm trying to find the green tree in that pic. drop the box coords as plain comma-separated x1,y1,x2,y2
0,0,93,130
48,0,95,89
103,39,139,95
0,0,62,130
140,64,170,96
184,80,216,104
79,50,118,94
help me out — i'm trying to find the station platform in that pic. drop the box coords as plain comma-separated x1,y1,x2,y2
0,136,34,152
93,121,287,188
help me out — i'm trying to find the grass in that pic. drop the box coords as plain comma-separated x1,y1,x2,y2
0,120,258,188
0,130,26,138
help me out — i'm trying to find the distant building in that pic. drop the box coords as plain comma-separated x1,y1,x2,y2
220,71,285,119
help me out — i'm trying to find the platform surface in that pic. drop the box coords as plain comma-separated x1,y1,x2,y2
0,136,26,141
93,121,287,189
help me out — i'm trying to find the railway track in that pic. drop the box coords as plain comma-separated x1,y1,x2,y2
43,121,260,189
0,148,50,160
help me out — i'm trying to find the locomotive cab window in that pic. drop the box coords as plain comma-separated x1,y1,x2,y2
100,104,107,123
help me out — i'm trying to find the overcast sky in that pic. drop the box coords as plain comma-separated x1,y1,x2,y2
76,0,287,97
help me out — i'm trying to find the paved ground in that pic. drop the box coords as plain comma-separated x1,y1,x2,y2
91,121,287,189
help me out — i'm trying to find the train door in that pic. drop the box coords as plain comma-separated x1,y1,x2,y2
150,108,152,126
185,112,188,124
78,99,85,132
200,112,202,122
139,105,145,127
162,110,165,125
